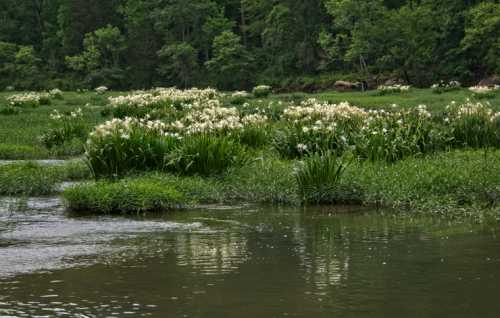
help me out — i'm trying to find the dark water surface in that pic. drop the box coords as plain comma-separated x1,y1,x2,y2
1,198,500,317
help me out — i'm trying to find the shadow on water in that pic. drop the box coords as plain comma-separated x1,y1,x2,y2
1,197,500,317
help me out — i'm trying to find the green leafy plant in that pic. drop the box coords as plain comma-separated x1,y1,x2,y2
167,134,249,176
295,151,349,204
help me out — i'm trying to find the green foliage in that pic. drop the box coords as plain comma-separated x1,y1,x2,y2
205,31,253,89
295,151,349,204
341,150,500,216
0,0,497,89
0,162,60,195
167,134,249,176
223,158,298,205
157,43,198,88
66,25,127,88
461,3,500,74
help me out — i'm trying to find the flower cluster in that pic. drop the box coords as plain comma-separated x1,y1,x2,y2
49,88,63,99
377,84,410,94
431,80,461,94
89,117,172,141
169,106,268,135
283,99,367,132
232,91,251,99
50,108,83,121
446,100,493,120
7,92,42,107
108,87,221,111
469,85,500,94
252,85,272,97
95,86,109,94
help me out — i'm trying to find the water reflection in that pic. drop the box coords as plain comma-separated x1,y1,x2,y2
0,204,500,317
175,232,248,275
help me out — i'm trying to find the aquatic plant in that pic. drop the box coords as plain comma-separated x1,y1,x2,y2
295,151,349,204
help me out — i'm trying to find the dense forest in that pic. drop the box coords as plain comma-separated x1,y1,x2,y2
0,0,498,91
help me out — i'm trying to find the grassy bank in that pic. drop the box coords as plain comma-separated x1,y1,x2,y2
0,160,91,196
62,150,500,221
2,87,500,221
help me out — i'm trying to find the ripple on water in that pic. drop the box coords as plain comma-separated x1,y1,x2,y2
0,196,208,277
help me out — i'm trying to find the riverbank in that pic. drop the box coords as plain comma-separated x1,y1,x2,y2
1,88,500,221
57,150,500,222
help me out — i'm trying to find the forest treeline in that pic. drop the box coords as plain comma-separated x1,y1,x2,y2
0,0,499,90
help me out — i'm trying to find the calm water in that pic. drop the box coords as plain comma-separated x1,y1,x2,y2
1,198,500,317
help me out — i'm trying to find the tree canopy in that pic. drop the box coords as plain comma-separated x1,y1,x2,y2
0,0,498,90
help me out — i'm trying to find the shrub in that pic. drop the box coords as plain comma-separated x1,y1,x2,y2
295,151,349,204
63,178,186,214
252,85,272,98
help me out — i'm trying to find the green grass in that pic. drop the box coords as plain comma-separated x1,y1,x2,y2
0,160,91,195
0,91,116,159
339,150,500,219
62,173,221,214
274,88,500,112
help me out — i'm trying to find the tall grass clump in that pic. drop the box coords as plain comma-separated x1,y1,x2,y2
167,134,249,176
295,151,349,204
223,158,297,204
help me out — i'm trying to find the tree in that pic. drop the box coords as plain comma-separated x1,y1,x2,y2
66,25,127,88
462,2,500,76
205,31,253,89
157,43,198,88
